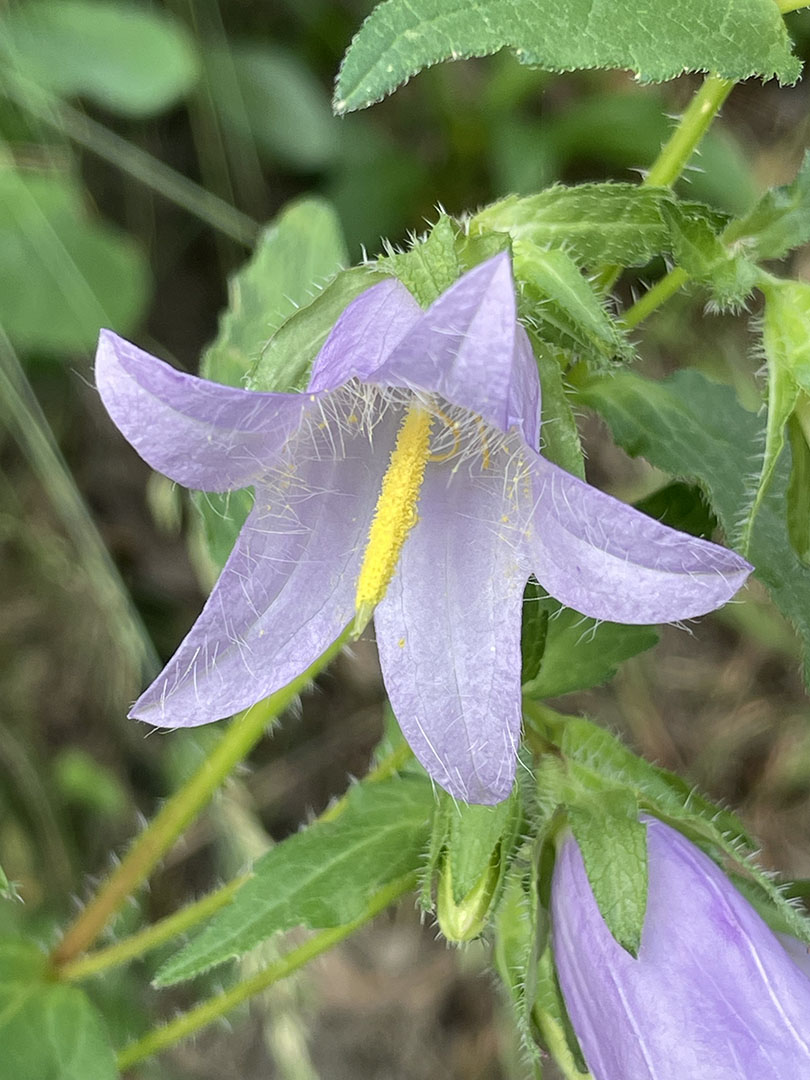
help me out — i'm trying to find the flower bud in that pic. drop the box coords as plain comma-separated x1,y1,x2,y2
552,816,810,1079
437,855,500,943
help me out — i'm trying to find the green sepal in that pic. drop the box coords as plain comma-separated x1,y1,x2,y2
433,789,523,941
787,407,810,565
533,946,591,1077
514,239,635,367
493,848,545,1066
437,849,501,942
533,343,586,478
744,277,810,552
527,705,810,945
249,264,389,392
377,214,461,306
520,577,549,685
566,790,648,956
661,202,758,310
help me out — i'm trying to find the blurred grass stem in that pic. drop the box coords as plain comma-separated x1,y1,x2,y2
51,627,353,968
1,73,258,247
0,330,157,680
115,872,418,1072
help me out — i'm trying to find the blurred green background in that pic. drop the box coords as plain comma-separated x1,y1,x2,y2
4,2,810,1076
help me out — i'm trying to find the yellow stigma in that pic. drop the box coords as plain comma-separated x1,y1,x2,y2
353,403,433,635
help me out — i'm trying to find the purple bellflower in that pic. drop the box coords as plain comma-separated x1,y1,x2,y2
96,253,750,803
552,816,810,1079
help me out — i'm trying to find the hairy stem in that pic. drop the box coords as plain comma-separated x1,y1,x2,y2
115,872,418,1072
58,875,249,982
621,267,690,329
597,75,734,294
51,628,352,968
645,75,734,189
60,739,413,980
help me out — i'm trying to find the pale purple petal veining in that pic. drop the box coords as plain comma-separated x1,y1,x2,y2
96,330,306,492
306,277,422,392
376,253,541,444
529,455,752,623
374,457,530,804
131,412,400,726
552,817,810,1080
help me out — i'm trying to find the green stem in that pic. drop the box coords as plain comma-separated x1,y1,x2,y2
58,875,249,982
597,74,734,294
777,0,809,12
51,627,352,968
60,739,413,980
115,872,418,1072
645,75,734,189
621,266,691,329
1,73,258,247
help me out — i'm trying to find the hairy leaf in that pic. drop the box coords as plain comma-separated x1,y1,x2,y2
0,940,117,1080
335,0,798,113
204,197,347,390
156,775,434,985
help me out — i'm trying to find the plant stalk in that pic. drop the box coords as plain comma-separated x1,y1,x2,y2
51,627,352,968
58,875,249,982
597,74,734,294
60,738,413,980
116,872,418,1071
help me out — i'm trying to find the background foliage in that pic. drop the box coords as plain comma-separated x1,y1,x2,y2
5,1,810,1077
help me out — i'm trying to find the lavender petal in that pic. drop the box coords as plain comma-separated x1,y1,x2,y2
529,455,752,623
374,458,529,804
552,817,810,1079
131,414,400,726
96,330,306,492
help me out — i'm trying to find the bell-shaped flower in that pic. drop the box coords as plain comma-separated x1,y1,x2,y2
96,254,750,803
552,816,810,1078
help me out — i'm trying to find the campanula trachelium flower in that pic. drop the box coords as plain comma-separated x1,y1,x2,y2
96,254,751,803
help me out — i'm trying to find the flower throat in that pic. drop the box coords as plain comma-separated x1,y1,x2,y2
353,402,433,635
